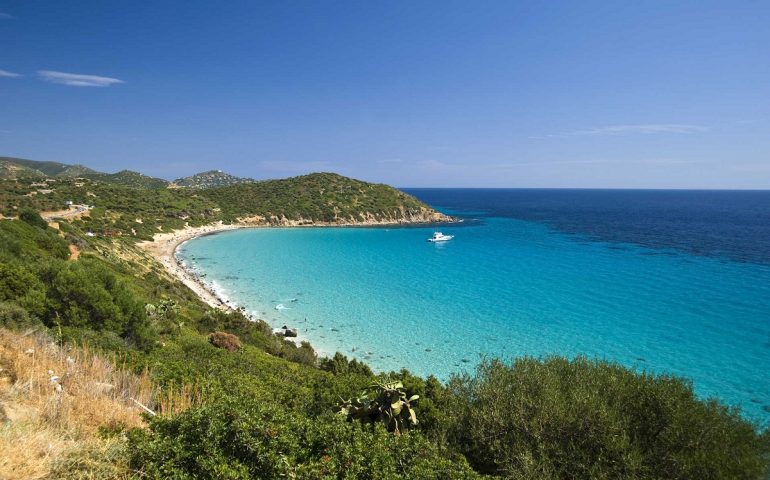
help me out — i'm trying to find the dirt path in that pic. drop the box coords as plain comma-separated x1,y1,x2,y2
40,204,90,222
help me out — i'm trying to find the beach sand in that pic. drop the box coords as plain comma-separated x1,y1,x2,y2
138,222,313,346
138,214,455,349
138,222,247,311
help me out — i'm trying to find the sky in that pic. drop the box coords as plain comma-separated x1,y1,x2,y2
1,1,769,188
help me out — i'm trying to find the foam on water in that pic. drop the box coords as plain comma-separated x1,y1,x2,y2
178,191,770,424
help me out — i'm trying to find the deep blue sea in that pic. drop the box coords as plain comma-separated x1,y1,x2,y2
178,189,770,424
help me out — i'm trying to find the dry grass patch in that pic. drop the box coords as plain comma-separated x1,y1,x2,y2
0,329,153,479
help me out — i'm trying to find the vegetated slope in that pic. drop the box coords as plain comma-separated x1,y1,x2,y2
202,172,448,223
84,170,169,189
2,172,448,240
0,204,769,478
0,156,97,178
173,170,254,189
0,159,45,180
0,157,168,188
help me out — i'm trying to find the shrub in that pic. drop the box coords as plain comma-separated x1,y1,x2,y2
127,396,482,479
445,357,770,479
0,302,42,330
209,331,242,352
320,352,373,376
18,207,48,229
278,340,317,366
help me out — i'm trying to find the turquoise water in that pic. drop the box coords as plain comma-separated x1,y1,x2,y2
179,217,770,424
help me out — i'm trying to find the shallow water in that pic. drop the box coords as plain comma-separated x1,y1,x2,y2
179,189,770,424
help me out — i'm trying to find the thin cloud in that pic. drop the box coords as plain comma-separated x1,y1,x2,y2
532,124,708,139
38,70,124,87
0,12,14,19
0,69,21,78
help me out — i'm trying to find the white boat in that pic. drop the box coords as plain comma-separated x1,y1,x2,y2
427,231,454,242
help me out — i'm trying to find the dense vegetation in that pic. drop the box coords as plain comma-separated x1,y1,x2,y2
0,158,442,239
173,169,255,188
0,160,768,478
202,172,435,223
0,156,98,177
83,169,170,189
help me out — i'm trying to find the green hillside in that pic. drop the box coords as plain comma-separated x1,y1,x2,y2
203,172,440,223
1,209,768,479
1,156,98,178
0,160,448,238
0,159,44,179
0,157,167,188
84,170,169,189
174,169,254,189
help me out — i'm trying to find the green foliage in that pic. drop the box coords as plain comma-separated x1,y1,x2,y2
127,396,482,479
0,156,97,177
337,380,420,435
0,302,42,330
173,170,253,188
2,160,769,479
2,167,440,240
320,352,373,377
83,169,169,189
444,357,770,479
202,172,433,223
19,207,49,228
0,221,157,350
41,258,157,349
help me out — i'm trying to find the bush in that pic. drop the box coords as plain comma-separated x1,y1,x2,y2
18,207,48,229
41,258,157,349
127,396,482,479
445,357,770,479
279,340,317,366
320,352,373,377
209,331,242,352
0,302,41,330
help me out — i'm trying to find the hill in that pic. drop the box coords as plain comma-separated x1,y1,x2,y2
0,157,450,238
1,158,45,179
202,172,448,224
0,156,97,178
0,157,167,188
84,170,169,189
173,170,254,189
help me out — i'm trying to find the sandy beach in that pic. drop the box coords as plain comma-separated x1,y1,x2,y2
138,222,248,311
137,214,455,348
138,222,317,346
138,212,455,312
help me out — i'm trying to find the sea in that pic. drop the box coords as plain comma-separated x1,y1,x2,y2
177,189,770,424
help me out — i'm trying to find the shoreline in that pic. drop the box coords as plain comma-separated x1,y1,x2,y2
137,216,455,347
138,222,248,311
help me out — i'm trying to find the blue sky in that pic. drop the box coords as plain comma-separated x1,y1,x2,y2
1,1,768,188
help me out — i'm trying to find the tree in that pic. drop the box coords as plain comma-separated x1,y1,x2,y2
445,357,770,479
18,208,48,229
